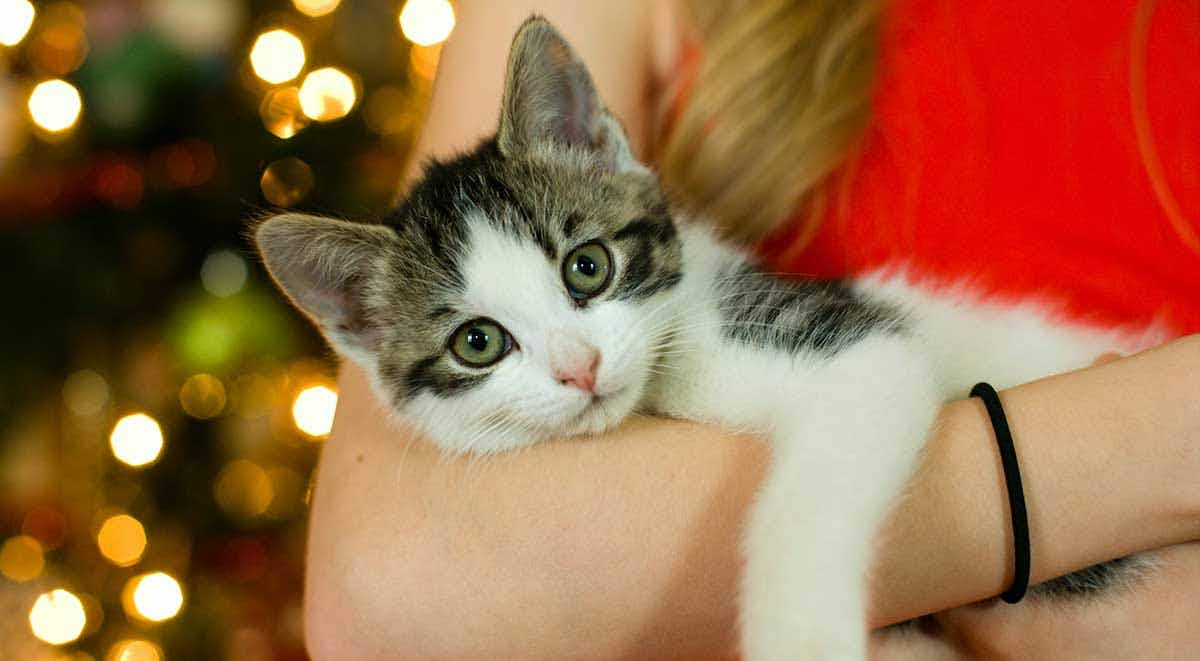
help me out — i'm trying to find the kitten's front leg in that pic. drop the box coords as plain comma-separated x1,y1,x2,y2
741,336,940,661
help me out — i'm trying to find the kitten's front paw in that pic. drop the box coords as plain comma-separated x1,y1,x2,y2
741,511,870,661
741,607,865,661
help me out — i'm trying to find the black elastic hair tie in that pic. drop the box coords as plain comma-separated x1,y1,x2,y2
971,382,1030,604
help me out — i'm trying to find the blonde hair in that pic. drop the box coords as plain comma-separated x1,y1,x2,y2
658,0,882,243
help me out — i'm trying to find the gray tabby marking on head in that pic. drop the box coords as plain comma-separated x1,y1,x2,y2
255,16,681,411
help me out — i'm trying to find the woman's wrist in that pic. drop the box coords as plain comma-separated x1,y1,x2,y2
869,335,1200,626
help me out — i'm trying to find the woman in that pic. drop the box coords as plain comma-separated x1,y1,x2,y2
304,1,1200,658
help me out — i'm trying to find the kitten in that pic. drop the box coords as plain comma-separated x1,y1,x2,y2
256,17,1158,660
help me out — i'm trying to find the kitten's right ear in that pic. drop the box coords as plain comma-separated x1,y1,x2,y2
254,213,396,359
497,16,644,174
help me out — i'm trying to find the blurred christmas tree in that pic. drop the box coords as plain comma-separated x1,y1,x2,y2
0,1,454,658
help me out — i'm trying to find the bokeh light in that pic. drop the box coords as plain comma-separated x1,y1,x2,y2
124,572,184,623
229,373,276,418
179,373,227,419
214,459,274,519
109,414,165,468
0,0,35,46
107,640,162,661
63,369,110,416
23,505,68,550
298,67,356,121
29,2,88,75
153,139,217,188
0,534,45,581
97,514,147,567
259,86,308,139
292,385,337,438
28,79,83,133
266,466,305,518
29,589,87,645
409,43,442,80
150,0,244,57
398,0,455,47
249,29,306,85
92,155,145,210
260,157,314,207
364,85,417,137
292,0,340,18
200,249,248,297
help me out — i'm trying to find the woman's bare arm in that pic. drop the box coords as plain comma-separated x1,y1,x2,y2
304,336,1200,660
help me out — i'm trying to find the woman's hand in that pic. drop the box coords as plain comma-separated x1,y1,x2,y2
895,541,1200,659
867,542,1200,660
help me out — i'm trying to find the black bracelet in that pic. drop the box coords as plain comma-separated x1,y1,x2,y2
970,382,1030,604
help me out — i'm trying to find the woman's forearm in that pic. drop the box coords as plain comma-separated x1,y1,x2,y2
305,383,765,660
873,334,1200,623
304,337,1200,660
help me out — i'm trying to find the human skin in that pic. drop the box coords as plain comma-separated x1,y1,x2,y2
302,2,1200,659
305,339,1200,660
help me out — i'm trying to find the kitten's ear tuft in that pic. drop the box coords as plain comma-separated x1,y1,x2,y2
254,213,396,359
498,16,644,174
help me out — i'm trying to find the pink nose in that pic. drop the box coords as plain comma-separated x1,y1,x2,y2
555,350,600,393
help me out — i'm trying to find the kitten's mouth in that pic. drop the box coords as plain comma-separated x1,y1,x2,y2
589,383,629,407
567,384,634,433
576,392,611,418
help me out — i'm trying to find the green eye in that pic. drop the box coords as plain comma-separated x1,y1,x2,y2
562,242,612,299
450,319,512,367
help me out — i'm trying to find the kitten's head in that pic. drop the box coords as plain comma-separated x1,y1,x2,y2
255,17,683,453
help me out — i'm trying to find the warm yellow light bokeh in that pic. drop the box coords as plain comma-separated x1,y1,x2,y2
293,0,341,18
0,0,35,46
28,79,83,133
259,86,308,139
110,413,164,467
249,29,306,85
398,0,455,46
409,43,442,80
214,459,274,518
179,373,227,419
0,535,44,581
364,85,416,137
29,589,87,645
260,157,315,207
292,385,337,438
298,67,356,121
107,639,162,661
97,514,147,567
124,572,184,623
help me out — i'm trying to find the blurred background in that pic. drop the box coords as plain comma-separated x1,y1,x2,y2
0,0,454,658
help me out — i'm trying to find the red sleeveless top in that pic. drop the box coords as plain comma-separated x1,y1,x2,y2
755,0,1200,335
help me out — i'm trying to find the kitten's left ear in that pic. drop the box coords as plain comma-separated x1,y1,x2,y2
497,16,645,175
254,213,397,362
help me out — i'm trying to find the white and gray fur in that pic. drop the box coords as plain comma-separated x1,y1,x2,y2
257,17,1163,660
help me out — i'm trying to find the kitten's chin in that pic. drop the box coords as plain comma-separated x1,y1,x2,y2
562,384,642,436
408,383,644,456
